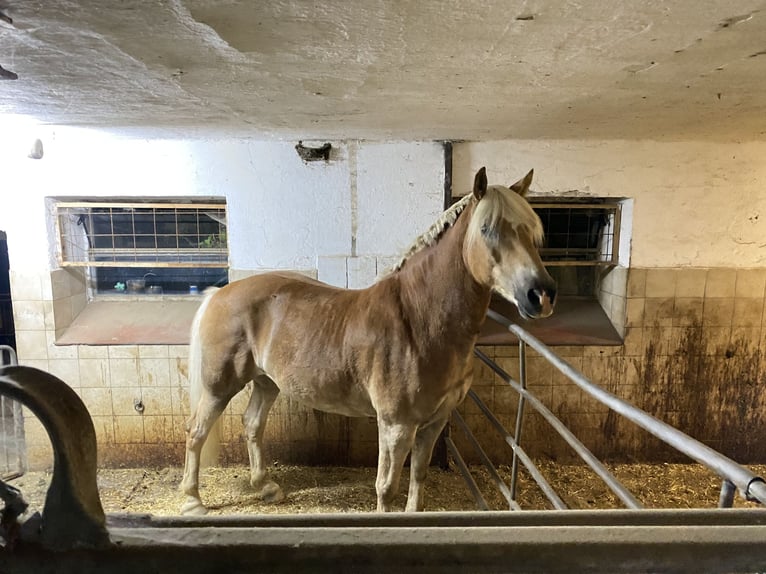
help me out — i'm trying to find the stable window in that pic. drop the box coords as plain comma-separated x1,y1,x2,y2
53,199,228,296
533,199,621,298
477,196,628,347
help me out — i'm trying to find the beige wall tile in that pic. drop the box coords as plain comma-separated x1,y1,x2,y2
15,330,48,360
138,345,169,358
732,298,764,328
703,327,731,355
68,268,87,296
109,358,140,386
168,345,189,358
108,345,139,359
172,385,191,417
173,416,189,442
79,358,110,387
705,269,736,298
12,300,46,331
643,297,674,327
79,345,109,359
9,270,44,301
626,268,646,298
493,345,518,358
550,346,584,358
645,269,677,298
730,327,761,356
111,387,142,416
735,268,766,298
52,297,73,329
169,356,189,389
492,385,519,416
622,327,643,356
43,300,55,330
608,266,628,297
51,269,71,300
139,358,171,387
144,415,176,443
675,269,707,298
113,415,145,443
46,330,78,359
139,387,173,417
47,358,81,387
71,292,87,318
673,298,703,327
79,388,113,417
703,298,734,327
626,298,645,327
610,295,626,327
91,415,115,445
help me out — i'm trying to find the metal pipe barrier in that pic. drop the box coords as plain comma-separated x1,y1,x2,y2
452,308,766,510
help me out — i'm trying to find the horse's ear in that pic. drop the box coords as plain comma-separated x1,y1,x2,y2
473,167,488,200
509,169,534,197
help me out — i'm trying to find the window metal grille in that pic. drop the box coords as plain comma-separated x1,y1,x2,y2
53,200,228,295
55,202,228,268
531,201,621,266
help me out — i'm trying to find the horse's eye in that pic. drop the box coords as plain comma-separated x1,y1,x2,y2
480,223,490,235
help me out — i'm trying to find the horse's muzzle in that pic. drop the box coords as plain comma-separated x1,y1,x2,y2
520,283,557,319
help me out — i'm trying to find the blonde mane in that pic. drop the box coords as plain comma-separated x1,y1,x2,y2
395,185,543,271
394,193,474,270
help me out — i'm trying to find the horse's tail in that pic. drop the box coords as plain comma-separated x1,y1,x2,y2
188,286,221,468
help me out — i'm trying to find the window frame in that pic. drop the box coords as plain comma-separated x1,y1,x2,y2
51,197,229,298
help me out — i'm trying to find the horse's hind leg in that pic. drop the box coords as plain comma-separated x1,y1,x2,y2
405,416,448,512
375,419,417,511
180,391,230,515
243,375,284,503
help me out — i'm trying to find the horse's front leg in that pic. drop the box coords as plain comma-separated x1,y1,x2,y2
405,416,449,512
375,419,417,511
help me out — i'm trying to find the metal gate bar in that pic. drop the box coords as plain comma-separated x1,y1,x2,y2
463,388,566,510
471,308,766,508
473,349,641,508
451,410,521,510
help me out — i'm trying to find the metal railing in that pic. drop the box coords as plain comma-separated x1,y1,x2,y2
0,344,25,480
449,310,766,510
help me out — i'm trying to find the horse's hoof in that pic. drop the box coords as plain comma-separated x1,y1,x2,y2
180,498,208,516
256,481,285,504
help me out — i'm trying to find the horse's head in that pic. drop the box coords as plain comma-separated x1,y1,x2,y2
464,167,557,320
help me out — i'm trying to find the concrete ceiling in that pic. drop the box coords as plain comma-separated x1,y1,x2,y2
1,1,765,141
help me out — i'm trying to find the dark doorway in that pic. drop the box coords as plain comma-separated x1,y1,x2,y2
0,232,15,350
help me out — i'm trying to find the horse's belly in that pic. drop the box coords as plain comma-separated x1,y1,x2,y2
274,368,376,418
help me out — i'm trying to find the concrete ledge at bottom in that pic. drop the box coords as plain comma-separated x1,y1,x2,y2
55,300,201,345
6,510,766,574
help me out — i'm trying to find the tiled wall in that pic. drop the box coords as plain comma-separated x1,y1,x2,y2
9,266,766,469
454,266,766,464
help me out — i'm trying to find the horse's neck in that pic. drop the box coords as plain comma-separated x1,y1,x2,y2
392,211,491,344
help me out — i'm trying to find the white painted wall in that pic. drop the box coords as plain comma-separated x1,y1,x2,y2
454,140,766,268
0,127,445,282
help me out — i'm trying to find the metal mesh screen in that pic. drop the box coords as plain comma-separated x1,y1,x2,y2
533,203,621,266
56,202,228,268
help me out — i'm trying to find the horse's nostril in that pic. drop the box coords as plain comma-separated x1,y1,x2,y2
527,288,541,306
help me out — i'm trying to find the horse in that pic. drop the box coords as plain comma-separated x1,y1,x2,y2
180,167,556,515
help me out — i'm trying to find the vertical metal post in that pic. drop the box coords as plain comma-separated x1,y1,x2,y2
509,340,527,500
432,140,454,471
719,479,736,508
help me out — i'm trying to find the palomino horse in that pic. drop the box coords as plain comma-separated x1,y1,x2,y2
180,167,556,515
